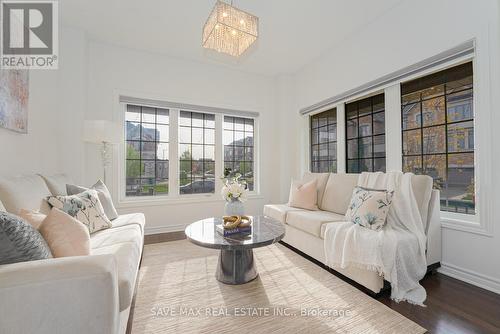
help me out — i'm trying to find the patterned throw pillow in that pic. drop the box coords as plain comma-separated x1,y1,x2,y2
48,189,112,234
66,180,118,220
0,212,52,265
345,186,394,231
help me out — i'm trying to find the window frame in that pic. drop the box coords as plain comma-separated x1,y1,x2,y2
345,94,386,173
124,104,170,197
116,101,260,206
310,108,338,173
401,63,476,216
178,110,216,195
223,115,256,191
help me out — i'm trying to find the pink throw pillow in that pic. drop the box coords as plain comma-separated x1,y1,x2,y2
38,208,91,257
288,179,318,210
19,209,46,229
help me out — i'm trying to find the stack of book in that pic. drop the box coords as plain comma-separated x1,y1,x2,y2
216,224,251,237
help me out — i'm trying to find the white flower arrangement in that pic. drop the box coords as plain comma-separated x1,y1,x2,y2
221,174,248,203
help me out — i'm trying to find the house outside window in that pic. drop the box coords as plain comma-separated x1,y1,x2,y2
123,102,258,198
310,108,337,173
223,116,255,190
125,105,169,196
401,62,475,214
345,94,386,173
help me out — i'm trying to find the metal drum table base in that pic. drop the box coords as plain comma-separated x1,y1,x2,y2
216,249,258,284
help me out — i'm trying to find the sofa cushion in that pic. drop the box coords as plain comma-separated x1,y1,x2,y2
0,175,52,214
110,213,145,234
0,212,52,265
90,213,144,311
91,241,140,311
91,221,143,311
39,174,74,196
320,173,359,214
263,204,305,223
0,200,5,212
302,172,330,206
286,210,346,238
91,223,143,250
410,175,433,228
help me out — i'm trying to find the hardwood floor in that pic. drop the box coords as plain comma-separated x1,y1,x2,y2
379,273,500,334
143,233,500,334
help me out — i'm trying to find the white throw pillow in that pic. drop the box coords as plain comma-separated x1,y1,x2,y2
345,186,394,231
288,179,318,210
66,180,118,220
48,189,112,234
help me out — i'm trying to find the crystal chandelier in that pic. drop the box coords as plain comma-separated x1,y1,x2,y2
202,1,259,57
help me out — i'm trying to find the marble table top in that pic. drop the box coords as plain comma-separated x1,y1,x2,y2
185,216,285,250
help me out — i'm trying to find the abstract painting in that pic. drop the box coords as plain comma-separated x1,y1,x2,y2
0,70,29,133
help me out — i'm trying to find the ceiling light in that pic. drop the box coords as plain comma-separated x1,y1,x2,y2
202,1,259,57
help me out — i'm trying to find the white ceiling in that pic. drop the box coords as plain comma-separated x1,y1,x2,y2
61,0,403,76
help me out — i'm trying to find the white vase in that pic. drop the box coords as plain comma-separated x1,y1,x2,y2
224,199,245,216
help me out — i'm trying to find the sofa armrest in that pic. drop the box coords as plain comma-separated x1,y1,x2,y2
426,190,442,266
0,255,120,334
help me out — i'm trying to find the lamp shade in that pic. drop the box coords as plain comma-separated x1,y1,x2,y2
83,120,122,144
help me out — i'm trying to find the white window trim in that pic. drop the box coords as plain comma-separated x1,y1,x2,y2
113,93,261,208
300,41,493,237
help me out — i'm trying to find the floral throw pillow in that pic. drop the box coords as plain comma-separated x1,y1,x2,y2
345,186,394,231
48,190,112,234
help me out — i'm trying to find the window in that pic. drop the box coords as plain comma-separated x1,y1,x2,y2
345,94,386,172
179,111,216,195
122,101,259,199
401,62,474,214
310,108,337,172
224,116,255,190
125,105,169,196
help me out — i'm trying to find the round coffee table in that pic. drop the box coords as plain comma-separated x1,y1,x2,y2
185,215,285,285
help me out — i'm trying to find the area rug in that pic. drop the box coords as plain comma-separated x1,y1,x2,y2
131,240,426,334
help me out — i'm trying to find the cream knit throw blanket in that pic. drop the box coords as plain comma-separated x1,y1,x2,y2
324,171,428,305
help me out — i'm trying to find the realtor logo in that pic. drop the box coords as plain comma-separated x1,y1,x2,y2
1,0,58,69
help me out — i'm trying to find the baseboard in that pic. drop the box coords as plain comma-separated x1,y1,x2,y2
439,262,500,295
144,224,186,235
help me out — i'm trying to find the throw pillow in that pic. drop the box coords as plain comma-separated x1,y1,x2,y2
19,209,46,229
39,208,90,257
288,179,318,210
48,189,112,234
0,212,52,265
66,180,118,220
345,186,394,231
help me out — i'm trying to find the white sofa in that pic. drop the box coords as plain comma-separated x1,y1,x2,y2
264,172,441,294
0,174,144,334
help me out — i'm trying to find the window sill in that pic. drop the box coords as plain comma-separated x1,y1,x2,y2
440,213,493,237
116,193,264,209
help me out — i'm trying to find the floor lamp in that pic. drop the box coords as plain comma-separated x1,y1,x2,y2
83,120,121,185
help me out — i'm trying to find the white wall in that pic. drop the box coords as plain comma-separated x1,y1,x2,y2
84,41,280,234
1,25,281,235
0,25,87,181
0,70,59,176
56,26,87,184
289,0,500,292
